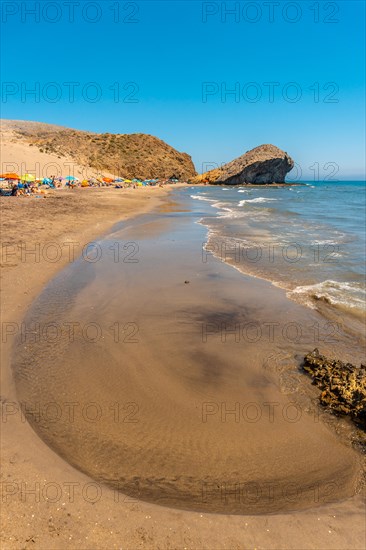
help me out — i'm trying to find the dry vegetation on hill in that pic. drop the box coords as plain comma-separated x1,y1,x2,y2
1,120,196,180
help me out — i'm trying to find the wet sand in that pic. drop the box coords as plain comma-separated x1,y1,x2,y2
1,188,365,547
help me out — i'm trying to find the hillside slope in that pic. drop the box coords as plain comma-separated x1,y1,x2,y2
0,120,196,180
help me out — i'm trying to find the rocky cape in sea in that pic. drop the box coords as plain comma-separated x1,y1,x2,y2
194,144,294,185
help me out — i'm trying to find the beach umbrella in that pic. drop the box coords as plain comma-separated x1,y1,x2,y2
65,175,76,181
21,174,36,182
43,178,52,184
0,172,20,180
114,178,124,182
102,177,113,183
124,179,132,183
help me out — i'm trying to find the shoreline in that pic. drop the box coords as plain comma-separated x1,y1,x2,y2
194,182,366,357
1,187,365,548
1,186,174,401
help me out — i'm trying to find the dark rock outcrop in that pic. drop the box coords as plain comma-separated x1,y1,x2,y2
194,144,294,184
302,348,366,428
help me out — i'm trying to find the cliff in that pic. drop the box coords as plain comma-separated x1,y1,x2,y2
194,144,294,184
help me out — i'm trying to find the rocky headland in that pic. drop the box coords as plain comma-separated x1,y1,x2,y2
194,144,294,184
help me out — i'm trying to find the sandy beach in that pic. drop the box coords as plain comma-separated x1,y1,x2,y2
1,187,365,549
2,0,365,544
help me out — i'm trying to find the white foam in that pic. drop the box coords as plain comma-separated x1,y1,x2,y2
217,208,249,219
289,280,366,310
310,239,340,245
211,201,230,208
238,197,278,206
190,194,215,202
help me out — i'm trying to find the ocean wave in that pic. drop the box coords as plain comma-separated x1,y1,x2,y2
211,201,231,208
310,238,343,245
216,208,252,219
238,197,278,206
190,194,215,202
288,280,366,312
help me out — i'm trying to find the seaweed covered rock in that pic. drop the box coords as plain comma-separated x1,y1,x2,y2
302,348,366,428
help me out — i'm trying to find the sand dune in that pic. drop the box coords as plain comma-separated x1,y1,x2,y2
1,120,110,179
0,119,196,180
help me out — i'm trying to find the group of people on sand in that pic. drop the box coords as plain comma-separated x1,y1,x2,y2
1,175,186,197
9,182,48,197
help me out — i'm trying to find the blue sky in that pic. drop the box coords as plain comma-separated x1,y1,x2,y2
1,0,365,179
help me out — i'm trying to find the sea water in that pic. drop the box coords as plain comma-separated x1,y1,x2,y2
190,181,366,337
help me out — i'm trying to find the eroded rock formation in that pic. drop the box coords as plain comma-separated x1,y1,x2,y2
194,144,294,184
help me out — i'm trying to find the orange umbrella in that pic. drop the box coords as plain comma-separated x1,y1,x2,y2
102,177,113,183
0,172,20,180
